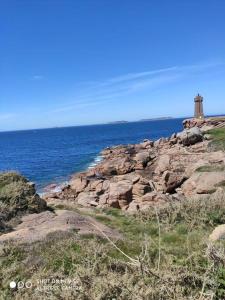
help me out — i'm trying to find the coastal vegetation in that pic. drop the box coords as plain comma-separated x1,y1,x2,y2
209,128,225,151
1,193,225,299
0,172,46,233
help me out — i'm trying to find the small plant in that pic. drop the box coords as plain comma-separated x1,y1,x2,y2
216,267,225,299
208,128,225,151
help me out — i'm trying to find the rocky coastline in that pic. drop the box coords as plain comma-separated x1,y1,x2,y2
1,116,225,244
1,117,225,299
43,117,225,213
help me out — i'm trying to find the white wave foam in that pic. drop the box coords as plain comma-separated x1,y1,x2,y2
88,155,103,169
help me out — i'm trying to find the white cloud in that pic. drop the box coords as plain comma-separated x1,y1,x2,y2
52,61,223,113
102,66,178,85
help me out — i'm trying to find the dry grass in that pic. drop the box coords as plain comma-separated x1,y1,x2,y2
1,192,225,299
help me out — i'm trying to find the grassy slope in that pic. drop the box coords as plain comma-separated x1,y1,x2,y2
1,130,225,299
1,196,225,300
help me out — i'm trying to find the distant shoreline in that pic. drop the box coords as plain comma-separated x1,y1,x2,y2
138,117,174,122
0,117,186,133
3,114,225,133
108,117,174,124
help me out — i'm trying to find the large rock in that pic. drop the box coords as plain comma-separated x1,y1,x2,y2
77,192,99,206
101,145,135,158
132,177,151,197
201,126,214,134
141,191,169,204
139,140,154,149
183,118,205,129
177,127,203,146
162,171,185,193
113,173,140,184
134,151,151,169
0,210,121,244
70,176,88,193
127,192,169,212
181,171,225,196
154,155,171,174
87,179,106,194
127,201,151,212
108,180,133,208
97,157,134,176
209,224,225,241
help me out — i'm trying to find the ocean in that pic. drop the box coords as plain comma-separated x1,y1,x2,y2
0,118,184,191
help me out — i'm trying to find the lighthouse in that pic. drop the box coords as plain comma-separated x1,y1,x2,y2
194,94,204,119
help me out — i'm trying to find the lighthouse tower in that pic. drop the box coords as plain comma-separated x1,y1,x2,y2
194,94,204,119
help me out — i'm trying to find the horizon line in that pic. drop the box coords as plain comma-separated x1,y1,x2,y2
1,113,225,133
0,115,189,133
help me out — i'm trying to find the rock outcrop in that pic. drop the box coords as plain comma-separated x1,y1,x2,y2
177,127,203,146
0,172,47,233
183,116,225,131
209,223,225,241
0,210,121,244
43,122,225,213
181,172,225,196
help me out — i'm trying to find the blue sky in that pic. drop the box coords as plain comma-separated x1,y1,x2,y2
0,0,225,131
